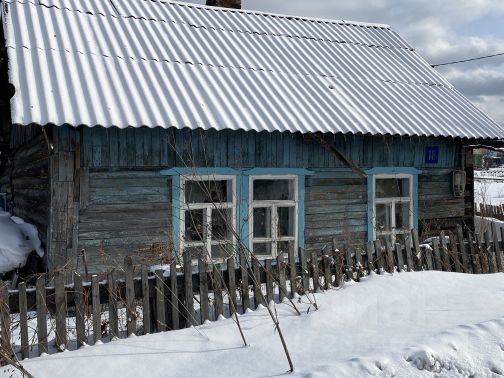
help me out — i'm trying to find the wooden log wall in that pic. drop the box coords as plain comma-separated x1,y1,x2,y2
46,126,466,271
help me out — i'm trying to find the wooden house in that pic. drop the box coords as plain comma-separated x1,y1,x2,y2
1,0,503,272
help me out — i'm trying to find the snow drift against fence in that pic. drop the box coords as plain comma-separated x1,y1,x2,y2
0,211,44,274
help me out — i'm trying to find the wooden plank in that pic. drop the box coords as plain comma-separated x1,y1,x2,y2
457,225,470,273
374,240,384,273
333,245,343,287
439,232,451,272
492,223,503,272
299,248,309,293
484,230,498,273
311,251,319,292
354,247,363,279
155,269,167,331
92,275,101,344
323,255,332,288
227,257,237,314
252,258,263,308
54,271,67,351
198,259,209,323
213,266,224,319
36,276,48,355
265,259,274,303
277,253,287,300
468,233,481,274
124,257,136,335
404,235,415,272
344,246,353,280
411,230,422,271
288,246,297,298
183,252,195,326
366,241,375,273
394,244,404,272
18,282,29,359
384,240,395,273
432,238,442,271
476,234,489,274
170,260,179,330
141,266,151,335
239,250,250,312
449,231,463,273
107,271,118,339
0,283,10,351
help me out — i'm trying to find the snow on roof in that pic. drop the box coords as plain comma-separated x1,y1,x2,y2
2,0,504,139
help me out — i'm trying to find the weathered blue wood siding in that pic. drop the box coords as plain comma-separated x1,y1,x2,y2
51,125,464,271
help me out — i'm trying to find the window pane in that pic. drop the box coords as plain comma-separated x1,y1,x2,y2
376,178,410,198
210,243,234,260
184,246,205,260
253,207,272,238
253,243,272,258
211,208,233,242
278,207,295,237
253,179,294,201
376,203,392,232
395,202,411,230
185,180,231,204
185,209,205,242
277,241,294,257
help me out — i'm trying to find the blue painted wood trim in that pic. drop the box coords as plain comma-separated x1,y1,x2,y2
172,175,181,255
238,174,250,251
365,167,422,175
366,167,422,242
160,167,241,176
243,168,315,176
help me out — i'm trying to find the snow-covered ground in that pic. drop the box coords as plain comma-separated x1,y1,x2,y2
475,175,504,205
4,271,504,378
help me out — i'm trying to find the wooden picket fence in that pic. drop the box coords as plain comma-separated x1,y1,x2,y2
1,223,504,361
477,202,504,222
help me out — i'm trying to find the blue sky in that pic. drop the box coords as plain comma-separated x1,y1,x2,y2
185,0,504,125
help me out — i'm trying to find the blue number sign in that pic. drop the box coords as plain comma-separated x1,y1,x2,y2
425,146,439,164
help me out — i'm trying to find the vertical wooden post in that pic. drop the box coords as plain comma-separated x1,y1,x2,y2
213,266,224,319
54,270,67,351
141,266,151,334
374,240,384,273
404,234,415,271
344,246,353,280
91,275,101,344
252,258,263,307
170,260,179,330
439,232,451,272
198,259,209,323
457,225,470,273
265,259,274,303
277,253,287,300
18,282,29,359
366,241,375,273
155,269,167,331
310,251,319,292
394,244,404,272
227,257,237,314
354,247,363,279
476,234,489,273
484,230,497,273
288,246,297,298
74,273,86,347
183,252,195,327
124,257,136,335
299,248,309,293
36,276,48,355
239,249,250,312
449,231,462,273
323,255,332,288
468,233,481,274
492,223,503,272
333,246,343,287
0,283,10,352
107,271,118,339
432,238,442,271
412,229,422,270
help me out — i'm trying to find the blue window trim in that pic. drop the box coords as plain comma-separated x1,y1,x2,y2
160,167,313,255
365,167,422,242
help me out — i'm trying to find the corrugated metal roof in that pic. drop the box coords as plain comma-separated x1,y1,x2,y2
3,0,503,139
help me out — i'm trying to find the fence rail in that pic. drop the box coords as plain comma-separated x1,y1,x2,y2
1,224,504,361
477,203,504,221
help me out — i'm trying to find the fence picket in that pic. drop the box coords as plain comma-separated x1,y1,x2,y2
476,234,489,273
492,223,503,272
439,232,451,272
457,225,470,273
74,273,86,347
170,260,179,330
213,266,224,318
344,246,353,280
125,257,136,335
92,275,101,344
468,233,482,274
395,244,404,272
333,245,343,287
198,259,209,323
355,247,363,279
366,241,375,273
54,270,67,351
155,269,166,332
36,275,48,355
183,253,195,327
299,248,309,293
404,235,415,271
484,230,498,273
239,249,250,312
265,259,274,303
141,266,151,334
0,283,10,351
227,257,237,314
277,253,287,300
385,241,395,273
323,255,332,288
107,271,118,339
252,258,263,308
432,238,442,271
288,246,297,298
310,252,320,292
18,282,28,359
412,229,422,270
374,240,384,273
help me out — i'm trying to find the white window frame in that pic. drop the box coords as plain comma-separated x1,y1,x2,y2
180,174,237,261
372,173,413,244
248,175,298,259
